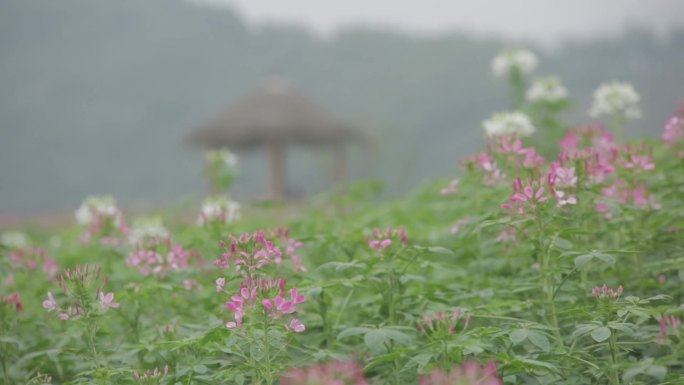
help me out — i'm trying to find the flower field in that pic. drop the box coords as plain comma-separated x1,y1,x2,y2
1,49,684,385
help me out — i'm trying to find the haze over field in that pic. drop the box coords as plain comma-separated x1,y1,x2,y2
1,0,683,213
194,0,684,45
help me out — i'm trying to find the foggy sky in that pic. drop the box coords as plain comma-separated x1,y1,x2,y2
191,0,684,45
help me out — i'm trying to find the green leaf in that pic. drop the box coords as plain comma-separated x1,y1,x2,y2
590,327,611,342
574,254,593,269
382,329,412,345
527,331,550,352
509,329,528,344
337,327,372,340
193,364,208,374
364,330,389,351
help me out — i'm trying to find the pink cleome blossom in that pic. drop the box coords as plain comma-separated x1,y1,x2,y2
366,226,408,251
281,361,369,385
419,361,502,385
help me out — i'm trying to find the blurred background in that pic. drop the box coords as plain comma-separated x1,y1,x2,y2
1,0,683,216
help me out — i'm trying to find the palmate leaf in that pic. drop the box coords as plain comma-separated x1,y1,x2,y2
590,327,611,342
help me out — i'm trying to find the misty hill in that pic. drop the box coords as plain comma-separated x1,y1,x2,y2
1,0,683,213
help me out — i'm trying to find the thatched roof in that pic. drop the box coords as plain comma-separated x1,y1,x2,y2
185,79,366,149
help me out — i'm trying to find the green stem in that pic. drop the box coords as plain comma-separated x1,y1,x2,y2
1,348,9,385
263,320,273,385
386,253,397,325
608,331,620,385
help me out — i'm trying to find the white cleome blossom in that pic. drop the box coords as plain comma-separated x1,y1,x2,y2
526,76,569,103
483,111,536,137
589,82,642,119
197,196,241,226
206,148,238,169
75,196,120,226
1,231,30,249
128,217,169,244
491,48,538,78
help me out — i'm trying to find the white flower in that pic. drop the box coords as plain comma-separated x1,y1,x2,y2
75,196,121,226
197,196,241,225
527,76,568,103
589,82,642,120
482,111,536,137
206,149,238,169
491,48,538,77
128,218,169,244
1,231,29,249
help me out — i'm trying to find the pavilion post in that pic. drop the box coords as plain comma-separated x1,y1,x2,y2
267,142,285,200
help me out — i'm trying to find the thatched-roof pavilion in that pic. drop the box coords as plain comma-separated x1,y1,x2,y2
185,79,366,199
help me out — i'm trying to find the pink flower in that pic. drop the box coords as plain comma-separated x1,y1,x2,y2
58,313,70,321
592,284,623,300
42,291,59,312
550,164,577,188
450,218,471,235
502,178,550,214
215,277,226,292
554,190,577,206
281,361,368,385
366,226,408,251
657,315,682,345
1,292,23,313
621,154,655,172
440,179,459,196
288,318,306,333
263,295,295,315
419,361,502,385
99,292,120,309
213,231,282,274
183,279,199,290
662,114,684,149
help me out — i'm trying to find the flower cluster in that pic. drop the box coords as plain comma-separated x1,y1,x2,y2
127,236,200,277
491,134,545,169
662,105,684,156
1,231,29,249
280,361,369,385
127,217,169,245
416,308,470,337
0,292,23,313
213,231,282,274
589,82,642,120
657,315,682,345
460,153,505,186
204,148,239,192
132,365,169,385
221,277,305,332
501,177,552,215
526,76,568,103
419,361,502,385
591,284,624,301
482,111,535,137
366,226,408,251
197,195,241,226
75,196,128,246
548,163,578,206
271,227,307,273
42,265,120,320
491,48,538,78
7,246,60,280
440,179,459,196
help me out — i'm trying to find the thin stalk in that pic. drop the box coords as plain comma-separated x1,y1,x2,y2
1,349,9,385
608,331,621,385
386,253,397,325
537,221,562,342
263,320,273,385
441,340,449,370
